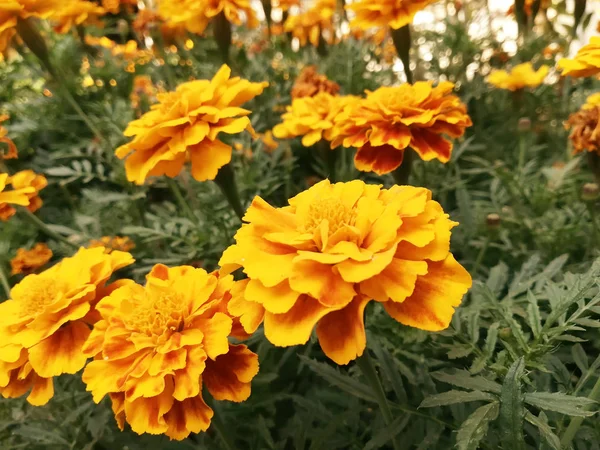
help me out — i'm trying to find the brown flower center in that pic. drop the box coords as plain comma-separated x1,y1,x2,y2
304,197,357,236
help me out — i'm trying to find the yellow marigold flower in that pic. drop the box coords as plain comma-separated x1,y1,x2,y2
84,35,116,50
0,170,46,221
347,0,437,30
81,264,259,440
0,172,34,221
291,65,340,99
273,93,359,147
558,37,600,78
331,82,471,175
116,65,268,185
565,101,600,156
487,62,548,91
0,114,18,160
0,0,62,53
585,93,600,109
219,179,472,365
89,236,135,253
10,243,52,275
0,247,134,406
260,131,279,153
130,75,157,110
50,1,106,34
102,0,137,14
273,0,300,11
284,0,336,48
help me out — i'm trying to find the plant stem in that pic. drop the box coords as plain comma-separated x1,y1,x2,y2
166,177,198,225
214,163,245,221
356,351,402,450
517,133,527,173
587,152,600,184
390,25,413,83
19,208,79,249
560,375,600,448
0,264,11,299
392,147,415,185
318,140,337,181
471,236,490,275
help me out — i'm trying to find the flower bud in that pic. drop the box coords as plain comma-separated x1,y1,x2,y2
117,19,129,38
582,182,600,202
486,213,501,229
518,117,531,132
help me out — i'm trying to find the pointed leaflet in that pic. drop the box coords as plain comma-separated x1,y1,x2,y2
500,357,526,450
456,402,499,450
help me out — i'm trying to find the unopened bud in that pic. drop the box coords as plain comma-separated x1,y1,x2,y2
498,327,512,340
582,182,600,201
486,213,501,229
518,117,531,132
117,19,129,37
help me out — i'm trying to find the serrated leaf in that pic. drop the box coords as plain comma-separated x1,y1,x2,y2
527,290,542,338
420,390,496,408
456,402,499,450
484,323,500,356
571,344,588,374
447,346,473,360
364,414,411,450
524,392,597,417
524,411,560,450
432,370,502,394
500,357,526,450
486,262,509,296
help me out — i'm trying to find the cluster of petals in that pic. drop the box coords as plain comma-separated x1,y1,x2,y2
102,0,137,15
347,0,437,30
158,0,258,36
0,114,17,159
89,236,136,253
558,37,600,78
487,62,548,91
273,93,359,147
0,169,46,221
284,0,336,48
0,0,62,53
291,66,340,99
331,81,472,175
565,94,600,155
50,1,106,34
219,179,472,365
115,65,268,185
81,264,259,440
10,243,52,275
0,247,134,406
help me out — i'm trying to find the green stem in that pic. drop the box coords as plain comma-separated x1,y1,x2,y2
586,203,599,255
560,375,600,448
214,163,245,221
0,264,11,299
166,177,198,225
471,236,490,275
318,140,337,181
390,25,413,83
19,208,79,249
391,147,415,185
356,351,402,450
518,134,527,173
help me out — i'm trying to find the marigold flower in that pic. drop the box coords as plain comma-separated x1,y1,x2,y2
81,264,259,440
331,82,471,175
273,93,359,147
0,114,18,160
10,243,52,275
0,0,62,53
0,172,34,221
0,170,46,221
558,37,600,78
130,75,158,110
116,65,268,185
102,0,137,14
89,236,135,253
291,66,340,99
487,62,548,91
347,0,437,30
284,0,336,48
50,1,106,34
0,247,134,406
260,131,279,152
565,99,600,156
219,179,472,365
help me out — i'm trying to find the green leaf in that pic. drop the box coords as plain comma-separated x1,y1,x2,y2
571,344,588,374
524,392,598,417
486,262,509,296
364,414,411,450
370,338,407,402
420,390,496,408
500,357,526,450
526,290,542,338
524,411,560,450
484,322,500,356
432,370,502,394
456,402,499,450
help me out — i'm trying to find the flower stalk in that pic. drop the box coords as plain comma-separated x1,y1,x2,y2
166,177,199,225
19,208,79,249
390,25,413,84
587,152,600,184
391,147,415,185
214,163,245,220
214,11,232,64
0,264,11,299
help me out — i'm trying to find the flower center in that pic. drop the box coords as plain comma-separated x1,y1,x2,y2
18,278,62,317
304,196,357,236
125,292,187,338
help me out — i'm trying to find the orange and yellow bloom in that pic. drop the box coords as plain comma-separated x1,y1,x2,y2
116,65,268,184
82,264,259,440
565,93,600,155
10,243,52,275
0,170,46,221
89,236,135,253
558,37,600,78
50,1,106,34
487,62,548,91
291,65,340,99
219,179,472,365
0,114,18,159
284,0,336,48
0,0,62,53
332,82,471,175
347,0,437,30
0,247,134,406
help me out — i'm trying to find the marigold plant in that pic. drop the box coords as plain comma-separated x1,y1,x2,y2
81,264,259,440
487,62,548,91
347,0,437,30
0,172,34,220
0,114,17,159
115,65,268,184
10,243,52,275
219,179,472,365
331,82,472,175
565,95,600,155
558,36,600,78
0,170,46,221
0,247,134,406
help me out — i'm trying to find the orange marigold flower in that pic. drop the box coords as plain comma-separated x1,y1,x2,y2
89,236,135,253
50,1,106,34
116,65,268,185
130,75,157,110
347,0,437,30
565,97,600,155
0,247,134,406
273,93,359,147
487,62,548,91
0,170,46,221
260,131,279,152
102,0,137,15
558,37,600,78
331,82,472,175
81,264,260,440
273,0,301,12
291,65,340,99
0,0,62,53
0,114,18,159
219,179,472,365
284,0,336,48
10,243,53,275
